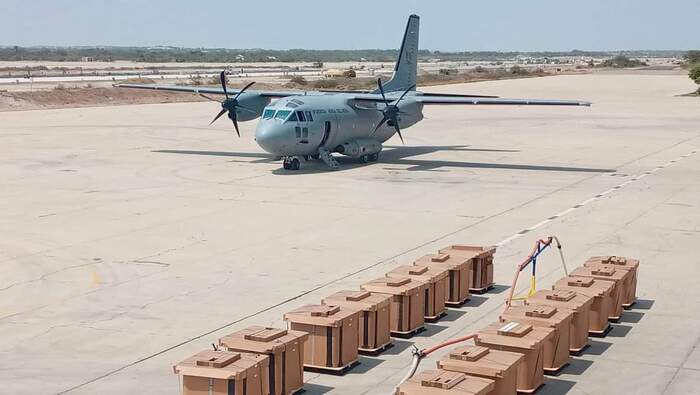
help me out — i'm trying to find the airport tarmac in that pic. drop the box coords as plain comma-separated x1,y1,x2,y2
1,70,699,395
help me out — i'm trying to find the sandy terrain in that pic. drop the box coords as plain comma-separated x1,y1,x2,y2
1,70,699,395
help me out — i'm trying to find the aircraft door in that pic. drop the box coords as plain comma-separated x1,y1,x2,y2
320,115,339,148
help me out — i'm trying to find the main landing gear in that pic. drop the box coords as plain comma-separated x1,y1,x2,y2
359,152,380,163
282,156,301,170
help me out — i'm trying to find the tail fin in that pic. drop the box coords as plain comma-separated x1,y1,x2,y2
380,14,419,92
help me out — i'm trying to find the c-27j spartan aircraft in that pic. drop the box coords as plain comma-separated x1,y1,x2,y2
118,14,590,170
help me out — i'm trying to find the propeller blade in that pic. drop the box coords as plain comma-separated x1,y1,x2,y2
220,71,229,99
199,93,219,102
394,124,405,145
377,78,387,102
209,108,227,125
373,116,388,134
396,84,416,104
233,81,256,100
231,115,240,138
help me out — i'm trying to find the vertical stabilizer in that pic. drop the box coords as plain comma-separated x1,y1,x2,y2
380,14,419,92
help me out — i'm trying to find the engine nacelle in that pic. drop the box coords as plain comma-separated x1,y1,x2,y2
335,138,382,158
234,93,271,121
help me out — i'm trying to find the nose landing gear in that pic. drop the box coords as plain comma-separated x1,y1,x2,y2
282,156,301,170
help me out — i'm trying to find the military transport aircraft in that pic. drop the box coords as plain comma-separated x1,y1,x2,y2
117,14,590,170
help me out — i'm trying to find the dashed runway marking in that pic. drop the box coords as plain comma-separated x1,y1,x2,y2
496,149,698,247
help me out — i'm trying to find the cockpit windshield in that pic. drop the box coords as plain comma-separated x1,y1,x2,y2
262,109,275,119
274,110,291,121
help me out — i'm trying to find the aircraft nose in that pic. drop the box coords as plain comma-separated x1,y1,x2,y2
255,123,291,154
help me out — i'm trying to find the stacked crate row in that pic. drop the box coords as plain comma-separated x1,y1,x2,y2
398,255,639,394
171,245,497,395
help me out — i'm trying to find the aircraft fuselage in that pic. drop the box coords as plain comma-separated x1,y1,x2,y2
254,94,423,160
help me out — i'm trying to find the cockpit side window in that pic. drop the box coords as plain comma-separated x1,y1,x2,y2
274,110,291,121
287,111,298,122
296,111,306,122
262,109,275,119
306,111,314,122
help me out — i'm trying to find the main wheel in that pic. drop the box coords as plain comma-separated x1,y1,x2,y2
359,154,370,163
369,153,379,162
290,157,301,170
282,160,291,170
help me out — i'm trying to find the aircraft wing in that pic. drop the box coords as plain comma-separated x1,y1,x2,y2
412,96,591,106
114,83,299,98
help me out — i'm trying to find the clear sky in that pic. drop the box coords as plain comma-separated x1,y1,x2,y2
1,0,698,51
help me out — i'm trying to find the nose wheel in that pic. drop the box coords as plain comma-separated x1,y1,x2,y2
282,156,301,171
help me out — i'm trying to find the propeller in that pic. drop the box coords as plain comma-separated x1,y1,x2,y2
206,71,256,137
372,78,415,144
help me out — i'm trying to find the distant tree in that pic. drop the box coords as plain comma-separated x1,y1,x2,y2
599,55,646,68
689,64,700,93
684,50,700,65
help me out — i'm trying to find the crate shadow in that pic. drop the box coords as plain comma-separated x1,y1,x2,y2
380,339,414,355
488,284,510,294
441,309,468,322
463,295,488,308
618,311,645,324
607,323,632,338
631,299,655,310
301,383,334,394
347,356,385,375
416,324,449,338
584,339,612,356
559,358,593,376
537,377,577,394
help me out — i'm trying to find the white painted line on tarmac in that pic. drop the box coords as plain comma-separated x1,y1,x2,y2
496,149,698,247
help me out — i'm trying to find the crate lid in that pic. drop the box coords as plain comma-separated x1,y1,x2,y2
174,350,267,380
546,289,577,302
410,370,495,394
438,245,496,259
421,370,467,389
219,326,308,354
524,305,557,319
386,264,449,283
571,266,626,281
591,266,617,276
497,321,532,337
449,346,490,362
360,276,427,296
567,277,595,287
554,276,615,297
477,322,554,350
526,290,593,311
244,328,287,342
586,255,639,269
284,304,357,327
440,346,523,378
322,290,391,311
414,253,471,270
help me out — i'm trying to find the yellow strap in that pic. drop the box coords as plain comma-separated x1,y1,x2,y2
512,275,537,300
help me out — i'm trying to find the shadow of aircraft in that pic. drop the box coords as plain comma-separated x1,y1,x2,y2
153,145,616,174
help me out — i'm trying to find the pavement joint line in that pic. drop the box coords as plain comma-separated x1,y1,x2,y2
661,332,700,394
495,149,698,247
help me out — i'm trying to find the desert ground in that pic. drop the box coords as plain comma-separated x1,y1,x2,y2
1,69,699,394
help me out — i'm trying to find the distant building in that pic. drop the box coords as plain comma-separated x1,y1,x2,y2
81,57,95,62
324,69,356,78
